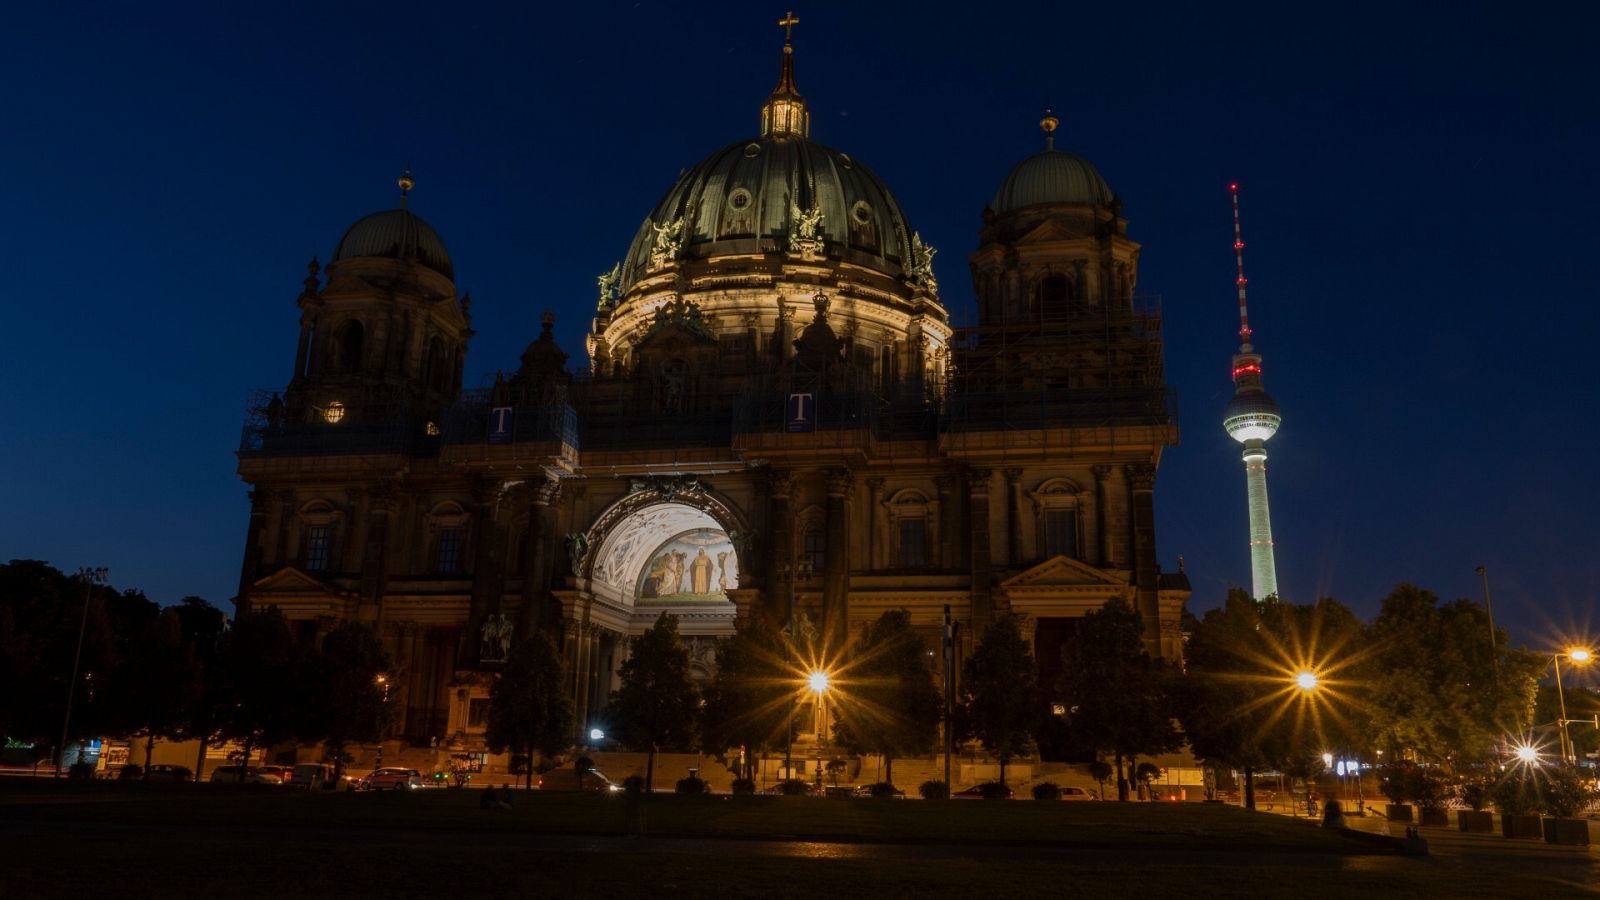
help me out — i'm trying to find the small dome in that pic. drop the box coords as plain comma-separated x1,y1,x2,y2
992,150,1113,213
333,209,454,279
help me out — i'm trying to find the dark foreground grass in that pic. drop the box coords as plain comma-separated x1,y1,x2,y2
1,783,1590,898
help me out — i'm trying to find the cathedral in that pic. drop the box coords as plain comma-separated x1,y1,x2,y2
235,24,1188,754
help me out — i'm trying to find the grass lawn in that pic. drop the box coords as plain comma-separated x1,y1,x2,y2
2,782,1590,898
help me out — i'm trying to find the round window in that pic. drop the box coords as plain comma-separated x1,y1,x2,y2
728,188,753,211
743,143,762,158
838,153,853,169
851,201,873,225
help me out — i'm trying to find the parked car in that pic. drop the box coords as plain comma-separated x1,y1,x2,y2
289,763,333,789
1060,786,1097,801
259,765,294,783
209,766,283,784
144,764,193,782
851,784,907,798
585,768,626,794
952,783,1014,800
359,767,422,791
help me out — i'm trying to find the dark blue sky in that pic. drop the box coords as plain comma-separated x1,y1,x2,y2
3,1,1595,650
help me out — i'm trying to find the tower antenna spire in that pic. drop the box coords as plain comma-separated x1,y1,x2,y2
1230,182,1252,351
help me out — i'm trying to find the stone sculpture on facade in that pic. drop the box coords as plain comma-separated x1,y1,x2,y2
651,215,685,267
596,262,621,311
479,613,513,663
789,201,825,257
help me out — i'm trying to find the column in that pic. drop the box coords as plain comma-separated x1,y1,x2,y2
1127,463,1161,652
572,624,594,740
934,472,956,568
968,468,994,628
866,478,887,569
1004,469,1024,567
517,477,562,639
823,469,853,654
292,314,314,382
236,490,269,614
467,477,504,627
1092,465,1113,568
358,484,395,622
765,469,793,627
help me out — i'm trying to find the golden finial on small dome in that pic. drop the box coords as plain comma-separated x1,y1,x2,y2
1040,109,1059,150
398,168,415,207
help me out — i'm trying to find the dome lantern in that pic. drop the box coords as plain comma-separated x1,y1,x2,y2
761,10,809,138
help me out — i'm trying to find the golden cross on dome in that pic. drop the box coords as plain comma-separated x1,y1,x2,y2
779,10,799,45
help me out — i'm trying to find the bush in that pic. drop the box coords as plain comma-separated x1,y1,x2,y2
68,761,96,780
866,782,899,799
622,774,647,796
977,781,1011,800
118,764,143,781
675,775,709,795
1377,763,1410,804
1489,770,1536,816
919,780,950,800
1457,778,1490,812
730,778,756,795
1541,765,1598,819
1031,781,1062,801
778,778,811,796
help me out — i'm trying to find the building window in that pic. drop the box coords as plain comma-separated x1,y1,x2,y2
1044,510,1078,560
467,698,490,729
435,526,463,574
306,525,331,571
897,518,928,568
802,528,826,575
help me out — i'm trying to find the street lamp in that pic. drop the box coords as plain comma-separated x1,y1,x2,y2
1552,647,1593,764
809,670,831,788
375,674,390,768
1294,670,1319,692
56,567,107,778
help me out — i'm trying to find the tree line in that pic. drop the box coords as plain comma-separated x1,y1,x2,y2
1,560,394,780
7,557,1585,799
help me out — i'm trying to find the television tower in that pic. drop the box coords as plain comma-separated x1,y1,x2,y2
1222,183,1282,600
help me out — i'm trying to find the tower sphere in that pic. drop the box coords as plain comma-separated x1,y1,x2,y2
1223,390,1281,443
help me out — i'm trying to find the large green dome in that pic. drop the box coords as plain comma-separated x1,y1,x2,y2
992,149,1113,213
618,133,919,293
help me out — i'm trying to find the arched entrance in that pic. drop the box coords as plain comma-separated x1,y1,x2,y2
561,486,750,740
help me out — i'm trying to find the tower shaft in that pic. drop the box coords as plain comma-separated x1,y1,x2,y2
1241,441,1278,600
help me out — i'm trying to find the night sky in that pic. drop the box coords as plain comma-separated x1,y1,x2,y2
4,2,1595,650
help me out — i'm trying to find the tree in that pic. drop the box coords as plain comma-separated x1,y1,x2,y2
1367,584,1540,767
103,608,202,773
170,596,228,780
214,608,312,779
485,635,572,790
1181,591,1369,810
306,621,395,781
699,614,795,780
960,615,1038,786
831,609,942,786
1055,598,1181,800
609,612,700,791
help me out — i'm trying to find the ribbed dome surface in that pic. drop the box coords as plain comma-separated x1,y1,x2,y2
619,135,916,292
992,150,1113,213
333,209,454,279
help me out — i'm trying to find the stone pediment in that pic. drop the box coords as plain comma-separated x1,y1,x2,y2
252,566,346,596
637,320,717,352
1001,556,1128,590
1012,219,1092,247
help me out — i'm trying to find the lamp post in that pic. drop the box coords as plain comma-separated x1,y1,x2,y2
56,567,107,778
1474,566,1499,672
1553,648,1592,765
375,674,390,769
809,670,830,788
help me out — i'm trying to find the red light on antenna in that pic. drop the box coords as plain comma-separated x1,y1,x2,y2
1229,183,1239,191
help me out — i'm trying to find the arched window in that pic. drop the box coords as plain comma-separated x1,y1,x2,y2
425,336,447,391
335,320,364,374
1036,274,1069,320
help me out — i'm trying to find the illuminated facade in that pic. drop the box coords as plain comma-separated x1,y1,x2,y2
1221,185,1282,600
235,28,1187,755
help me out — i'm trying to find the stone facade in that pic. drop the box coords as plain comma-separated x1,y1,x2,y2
235,51,1187,755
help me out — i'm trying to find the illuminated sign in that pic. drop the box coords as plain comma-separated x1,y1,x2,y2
786,393,815,432
488,407,514,443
